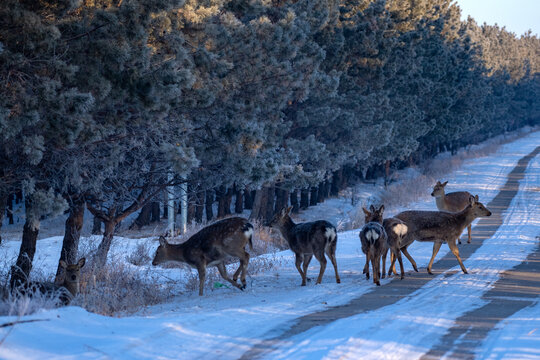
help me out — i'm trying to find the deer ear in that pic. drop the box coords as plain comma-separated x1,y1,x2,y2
475,195,479,202
369,204,376,212
436,180,441,185
378,205,385,214
469,195,475,205
362,207,370,216
442,181,448,187
77,258,86,268
286,206,293,214
159,236,168,246
59,260,68,269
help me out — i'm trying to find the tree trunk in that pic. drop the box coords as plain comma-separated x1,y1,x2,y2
250,187,268,223
194,191,204,223
131,202,153,229
384,160,390,188
92,214,102,235
264,185,275,223
55,197,85,283
310,186,318,206
243,187,253,210
187,195,195,224
216,186,227,218
274,187,288,213
10,200,39,290
92,220,117,270
0,192,6,244
300,188,309,209
330,170,340,196
224,188,233,216
150,202,160,223
290,189,299,213
7,194,14,224
317,182,327,203
205,190,214,221
162,190,168,219
234,186,243,214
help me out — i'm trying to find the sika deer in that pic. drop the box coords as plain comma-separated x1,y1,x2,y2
152,217,253,296
360,205,388,286
363,205,408,280
268,206,340,286
17,258,86,305
396,196,491,275
431,180,474,244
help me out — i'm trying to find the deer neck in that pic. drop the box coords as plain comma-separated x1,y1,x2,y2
279,216,297,238
457,206,476,226
435,194,447,209
62,279,79,296
173,243,187,262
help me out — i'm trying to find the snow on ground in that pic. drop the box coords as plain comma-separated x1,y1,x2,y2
0,130,539,359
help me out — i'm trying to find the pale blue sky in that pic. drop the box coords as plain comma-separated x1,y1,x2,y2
455,0,539,36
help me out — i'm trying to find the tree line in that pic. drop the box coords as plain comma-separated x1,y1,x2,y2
0,0,538,288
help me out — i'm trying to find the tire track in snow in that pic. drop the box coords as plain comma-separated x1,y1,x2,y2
240,146,540,360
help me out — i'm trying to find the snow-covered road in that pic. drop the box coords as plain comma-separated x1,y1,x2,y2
0,131,539,360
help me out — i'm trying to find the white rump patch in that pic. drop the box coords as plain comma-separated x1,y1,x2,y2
366,229,379,241
325,227,336,241
393,224,408,236
244,227,254,239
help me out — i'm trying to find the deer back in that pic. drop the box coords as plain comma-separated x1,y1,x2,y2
396,197,490,243
154,217,253,268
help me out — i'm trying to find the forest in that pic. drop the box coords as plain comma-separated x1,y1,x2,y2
0,0,538,289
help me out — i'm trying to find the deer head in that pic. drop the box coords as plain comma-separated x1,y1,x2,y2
268,206,293,228
362,204,384,224
467,195,492,217
59,257,85,296
431,180,448,197
152,236,185,266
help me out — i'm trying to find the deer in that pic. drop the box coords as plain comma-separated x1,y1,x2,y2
360,205,388,286
362,205,408,280
268,206,340,286
152,217,253,296
431,180,474,244
395,195,491,275
15,258,86,306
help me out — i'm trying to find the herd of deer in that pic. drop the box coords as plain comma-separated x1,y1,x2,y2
152,180,491,294
42,180,491,302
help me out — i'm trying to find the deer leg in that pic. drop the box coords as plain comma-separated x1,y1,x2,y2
197,265,206,296
395,248,405,280
401,246,418,272
372,255,380,286
217,263,243,290
314,252,327,284
467,224,472,244
381,248,387,279
303,254,313,283
325,244,340,284
427,242,443,275
295,253,306,286
363,253,370,279
389,250,396,277
233,250,250,288
447,239,468,274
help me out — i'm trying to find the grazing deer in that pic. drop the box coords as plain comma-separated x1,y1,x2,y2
431,180,474,244
18,258,86,305
396,196,491,275
363,205,407,280
360,205,388,286
268,206,340,286
152,217,253,296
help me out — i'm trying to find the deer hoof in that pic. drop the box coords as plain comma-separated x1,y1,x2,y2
375,281,381,286
336,279,341,284
400,275,404,280
239,284,246,291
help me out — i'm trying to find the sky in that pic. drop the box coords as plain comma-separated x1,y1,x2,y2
455,0,539,36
